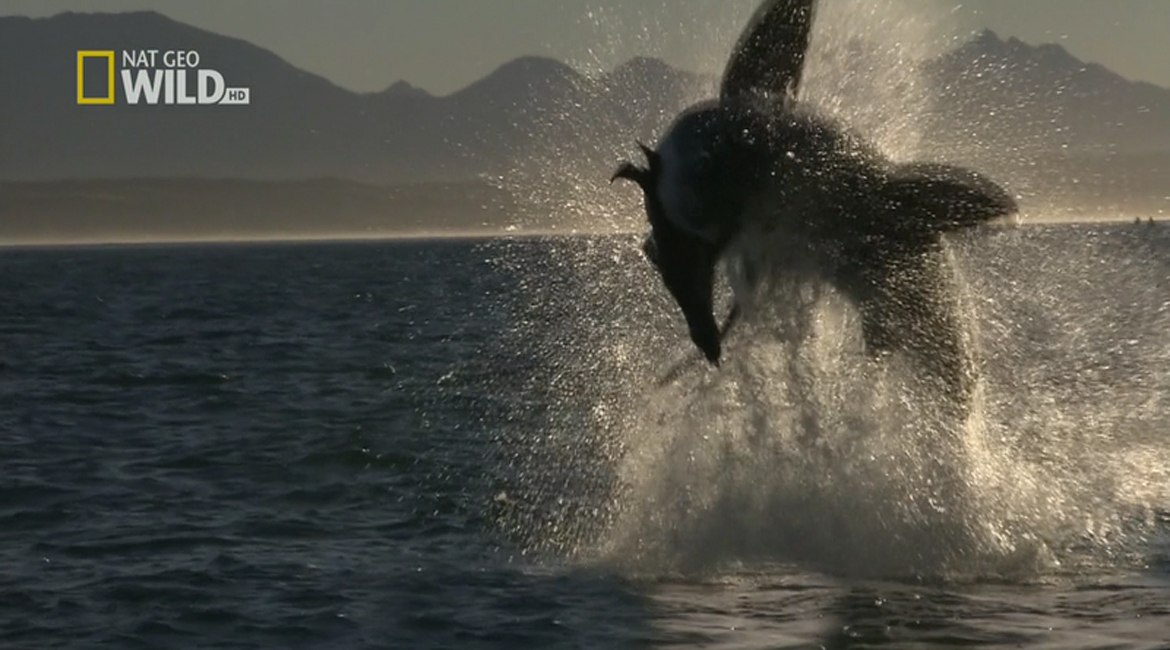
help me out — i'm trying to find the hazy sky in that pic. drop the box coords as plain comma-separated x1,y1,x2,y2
5,0,1168,95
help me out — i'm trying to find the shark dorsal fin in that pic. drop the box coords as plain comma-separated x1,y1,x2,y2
720,0,817,105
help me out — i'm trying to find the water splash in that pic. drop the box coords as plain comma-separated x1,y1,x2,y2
485,227,1170,581
800,0,957,159
480,0,1170,582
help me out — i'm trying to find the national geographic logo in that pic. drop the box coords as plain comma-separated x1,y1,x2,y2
77,50,251,106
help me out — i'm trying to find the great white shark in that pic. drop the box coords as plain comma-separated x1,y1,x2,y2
612,0,1016,400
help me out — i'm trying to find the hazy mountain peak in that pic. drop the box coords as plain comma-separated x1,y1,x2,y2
380,80,432,99
2,9,1168,185
953,28,1011,59
605,56,713,96
28,9,187,31
1033,41,1079,66
450,55,584,101
489,56,580,82
612,56,675,77
973,28,1004,46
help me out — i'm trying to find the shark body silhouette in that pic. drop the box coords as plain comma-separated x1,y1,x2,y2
613,0,1016,400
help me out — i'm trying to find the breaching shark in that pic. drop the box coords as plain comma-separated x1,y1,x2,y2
612,0,1016,401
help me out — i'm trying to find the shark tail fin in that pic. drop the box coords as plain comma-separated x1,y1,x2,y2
881,162,1018,235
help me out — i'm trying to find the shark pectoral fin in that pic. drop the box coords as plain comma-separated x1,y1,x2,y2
882,162,1018,234
721,0,817,104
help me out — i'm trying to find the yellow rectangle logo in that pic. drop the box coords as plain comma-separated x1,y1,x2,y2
77,51,115,105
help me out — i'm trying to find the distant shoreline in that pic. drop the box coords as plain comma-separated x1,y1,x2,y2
0,229,582,250
0,215,1161,251
0,177,548,245
1,174,1165,248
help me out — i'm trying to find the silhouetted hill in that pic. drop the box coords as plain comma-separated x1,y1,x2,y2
0,11,713,184
1,12,1168,241
0,11,383,180
7,11,1167,186
923,29,1170,164
379,81,431,100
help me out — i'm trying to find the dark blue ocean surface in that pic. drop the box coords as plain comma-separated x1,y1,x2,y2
1,229,1169,649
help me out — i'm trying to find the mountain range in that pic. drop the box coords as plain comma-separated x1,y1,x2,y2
3,11,1169,183
0,11,1167,241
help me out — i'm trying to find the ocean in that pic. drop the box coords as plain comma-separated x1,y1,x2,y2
2,226,1168,649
